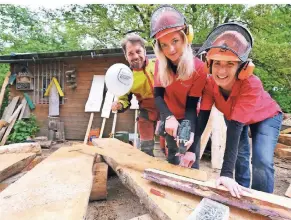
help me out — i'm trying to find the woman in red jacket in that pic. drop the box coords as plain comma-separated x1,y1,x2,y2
150,5,207,168
197,22,282,196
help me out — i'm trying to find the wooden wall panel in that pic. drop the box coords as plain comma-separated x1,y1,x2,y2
9,56,136,140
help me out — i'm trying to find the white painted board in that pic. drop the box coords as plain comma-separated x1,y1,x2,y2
101,91,114,118
49,84,59,116
85,75,105,112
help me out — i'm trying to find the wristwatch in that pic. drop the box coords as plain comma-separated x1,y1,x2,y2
166,115,173,120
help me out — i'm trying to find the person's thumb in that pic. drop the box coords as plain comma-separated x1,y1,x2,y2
216,178,221,188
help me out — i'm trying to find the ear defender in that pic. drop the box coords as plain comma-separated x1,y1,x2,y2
185,24,194,44
236,60,255,80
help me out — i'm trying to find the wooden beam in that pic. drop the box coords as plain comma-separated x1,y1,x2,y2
0,145,97,220
0,72,11,110
143,168,291,220
278,134,291,146
18,98,27,120
0,117,17,145
129,214,153,220
93,138,208,182
2,96,19,122
89,162,108,201
281,127,291,134
7,103,23,123
0,153,36,182
83,113,94,144
0,142,42,155
93,141,266,220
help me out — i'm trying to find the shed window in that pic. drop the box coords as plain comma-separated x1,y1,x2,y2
29,61,65,104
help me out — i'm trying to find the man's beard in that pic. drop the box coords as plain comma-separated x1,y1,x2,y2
130,59,144,69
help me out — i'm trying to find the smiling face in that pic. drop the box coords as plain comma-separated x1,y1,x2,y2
158,31,185,65
125,42,146,69
212,60,240,92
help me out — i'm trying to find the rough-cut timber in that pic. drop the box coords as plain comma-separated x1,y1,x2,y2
0,153,36,182
129,214,153,220
278,134,291,146
0,145,97,220
89,162,108,201
0,142,42,155
93,138,207,182
275,148,291,160
143,168,291,220
92,139,266,220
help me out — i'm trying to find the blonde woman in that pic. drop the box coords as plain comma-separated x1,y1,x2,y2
150,5,207,168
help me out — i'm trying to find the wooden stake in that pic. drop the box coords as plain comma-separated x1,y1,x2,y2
99,118,106,139
83,113,94,144
0,72,11,110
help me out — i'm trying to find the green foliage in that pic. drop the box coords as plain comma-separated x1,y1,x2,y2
0,4,290,113
8,114,40,143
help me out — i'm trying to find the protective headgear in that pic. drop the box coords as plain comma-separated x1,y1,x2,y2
150,5,194,44
197,22,255,80
105,63,133,96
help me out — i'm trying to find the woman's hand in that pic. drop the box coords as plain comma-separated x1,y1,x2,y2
216,176,252,198
165,116,179,137
178,152,196,168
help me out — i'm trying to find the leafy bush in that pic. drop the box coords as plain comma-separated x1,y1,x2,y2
8,114,40,143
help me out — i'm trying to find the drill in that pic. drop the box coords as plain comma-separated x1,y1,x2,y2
157,119,191,154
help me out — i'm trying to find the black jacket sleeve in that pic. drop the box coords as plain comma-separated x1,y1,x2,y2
154,87,172,120
185,96,199,132
220,120,244,178
188,110,210,153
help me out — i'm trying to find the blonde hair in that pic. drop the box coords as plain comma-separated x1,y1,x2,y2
154,31,195,87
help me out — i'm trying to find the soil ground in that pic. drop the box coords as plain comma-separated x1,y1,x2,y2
40,140,290,220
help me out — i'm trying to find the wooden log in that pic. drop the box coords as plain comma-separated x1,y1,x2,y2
95,144,265,220
0,142,42,155
0,183,8,193
0,72,11,110
89,162,108,201
281,127,291,134
275,148,291,160
95,154,103,163
0,153,36,182
143,168,291,220
93,138,208,182
278,134,291,146
36,140,52,149
285,184,291,198
0,145,97,220
84,113,94,144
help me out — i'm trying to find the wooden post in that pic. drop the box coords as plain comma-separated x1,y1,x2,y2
130,95,139,147
0,72,11,110
84,113,94,144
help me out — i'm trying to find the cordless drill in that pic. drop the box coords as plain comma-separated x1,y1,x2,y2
157,119,191,154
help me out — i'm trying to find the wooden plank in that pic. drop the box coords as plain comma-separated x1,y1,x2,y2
22,103,31,119
0,72,11,110
23,93,35,110
49,84,59,116
143,168,291,220
90,140,266,220
2,96,19,121
101,91,114,118
0,143,42,155
278,134,291,146
0,119,8,129
285,184,291,198
0,117,17,145
7,103,23,124
84,113,94,144
93,138,207,181
0,153,36,182
18,98,27,120
85,75,105,112
0,145,97,220
89,162,108,201
211,106,227,169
